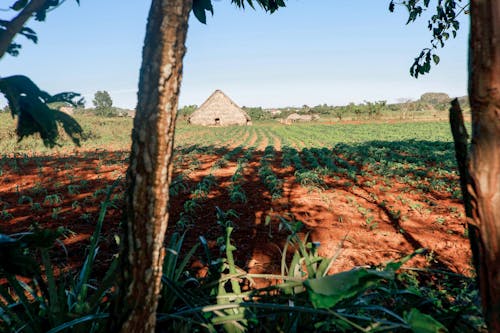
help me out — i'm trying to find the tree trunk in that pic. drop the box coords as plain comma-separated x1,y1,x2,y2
109,1,193,332
468,1,500,331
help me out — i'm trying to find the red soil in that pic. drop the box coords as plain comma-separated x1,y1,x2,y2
0,148,473,284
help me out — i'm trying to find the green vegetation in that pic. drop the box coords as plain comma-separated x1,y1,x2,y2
0,211,484,332
0,116,485,332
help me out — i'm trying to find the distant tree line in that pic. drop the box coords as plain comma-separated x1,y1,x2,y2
5,90,467,121
51,90,136,117
241,92,469,122
177,104,197,121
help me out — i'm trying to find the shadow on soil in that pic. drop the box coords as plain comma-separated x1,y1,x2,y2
0,140,467,279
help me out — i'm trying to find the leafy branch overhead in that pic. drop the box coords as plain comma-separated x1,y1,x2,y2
389,0,469,77
0,75,84,147
0,0,80,58
192,0,286,24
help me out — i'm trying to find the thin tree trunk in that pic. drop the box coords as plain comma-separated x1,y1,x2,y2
109,1,193,332
0,0,47,59
468,1,500,331
448,99,482,272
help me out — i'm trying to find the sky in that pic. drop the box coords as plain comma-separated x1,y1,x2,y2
0,0,469,109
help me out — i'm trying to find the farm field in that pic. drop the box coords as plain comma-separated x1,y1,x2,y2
0,115,473,283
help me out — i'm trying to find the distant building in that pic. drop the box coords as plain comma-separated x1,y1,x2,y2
265,109,282,116
281,113,319,124
189,90,252,126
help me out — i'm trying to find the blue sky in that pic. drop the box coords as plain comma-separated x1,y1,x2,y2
0,0,469,109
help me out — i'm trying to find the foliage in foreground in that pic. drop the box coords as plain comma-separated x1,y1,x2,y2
0,204,485,333
0,76,84,148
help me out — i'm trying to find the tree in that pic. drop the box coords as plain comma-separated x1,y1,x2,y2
92,90,117,117
178,104,198,121
110,1,285,332
92,90,112,109
108,1,193,331
394,1,499,330
467,1,500,331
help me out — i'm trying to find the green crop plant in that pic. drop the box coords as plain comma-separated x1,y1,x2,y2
0,209,13,220
18,195,33,205
67,184,81,195
169,174,190,197
183,199,201,215
51,207,62,220
295,169,325,191
364,216,379,231
229,184,248,204
30,202,42,212
43,194,63,206
0,181,120,333
435,216,446,225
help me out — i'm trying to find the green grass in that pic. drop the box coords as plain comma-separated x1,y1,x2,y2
0,113,460,153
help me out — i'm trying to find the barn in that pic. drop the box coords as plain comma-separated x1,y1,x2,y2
281,113,320,124
189,90,252,126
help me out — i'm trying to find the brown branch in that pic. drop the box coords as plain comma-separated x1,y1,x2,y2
0,0,47,59
449,98,470,212
448,98,481,281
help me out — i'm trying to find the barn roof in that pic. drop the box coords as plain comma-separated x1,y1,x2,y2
189,90,251,126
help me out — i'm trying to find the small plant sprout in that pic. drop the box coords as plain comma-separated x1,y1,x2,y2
365,216,379,231
67,184,81,195
31,202,42,212
18,195,33,205
51,207,62,220
0,209,13,220
435,216,446,225
43,194,63,206
71,201,81,210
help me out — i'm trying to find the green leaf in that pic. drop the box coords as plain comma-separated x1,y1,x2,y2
193,0,214,24
192,5,207,24
405,308,448,333
432,54,440,65
304,268,394,309
0,75,83,147
388,1,395,12
10,0,28,11
46,313,109,333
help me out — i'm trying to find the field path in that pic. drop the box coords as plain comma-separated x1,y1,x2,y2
255,128,269,151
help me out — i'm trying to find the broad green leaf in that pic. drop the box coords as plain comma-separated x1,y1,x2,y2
304,268,394,309
11,0,28,11
385,248,426,272
193,0,214,24
432,54,440,65
405,308,448,333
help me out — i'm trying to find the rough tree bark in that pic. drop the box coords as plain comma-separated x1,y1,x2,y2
468,1,500,331
108,1,193,332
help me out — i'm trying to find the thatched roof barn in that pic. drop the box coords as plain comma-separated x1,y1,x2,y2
189,90,251,126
